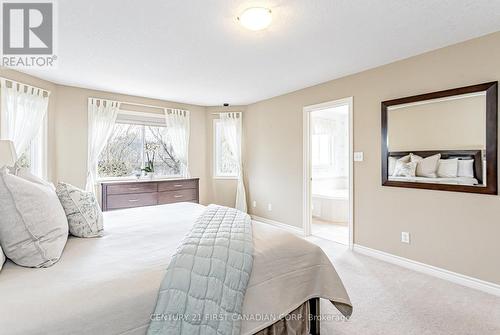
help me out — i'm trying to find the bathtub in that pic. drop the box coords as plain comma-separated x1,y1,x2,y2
312,188,349,223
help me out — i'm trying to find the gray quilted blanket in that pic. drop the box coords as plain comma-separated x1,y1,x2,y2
148,205,254,335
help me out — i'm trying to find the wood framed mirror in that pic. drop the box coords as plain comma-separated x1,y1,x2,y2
381,82,498,195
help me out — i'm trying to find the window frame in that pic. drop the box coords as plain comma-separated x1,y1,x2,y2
213,118,238,179
97,110,183,181
30,115,48,179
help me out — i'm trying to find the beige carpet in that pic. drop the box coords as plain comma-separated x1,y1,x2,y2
307,236,500,335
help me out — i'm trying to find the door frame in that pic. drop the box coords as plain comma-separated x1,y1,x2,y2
303,97,354,249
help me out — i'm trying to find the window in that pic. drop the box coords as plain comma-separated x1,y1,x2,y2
98,115,181,179
0,80,48,178
310,110,349,178
19,120,47,178
213,119,238,178
312,134,333,167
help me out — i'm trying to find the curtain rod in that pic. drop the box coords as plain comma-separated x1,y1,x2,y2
117,100,187,112
0,76,51,96
89,98,188,112
211,112,243,115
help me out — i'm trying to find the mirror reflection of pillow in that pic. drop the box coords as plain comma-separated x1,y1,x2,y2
437,158,459,178
410,153,441,178
457,159,474,178
393,161,417,177
389,154,410,176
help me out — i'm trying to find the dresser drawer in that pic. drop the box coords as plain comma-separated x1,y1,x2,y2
158,189,197,204
107,193,158,210
158,180,197,192
106,183,157,195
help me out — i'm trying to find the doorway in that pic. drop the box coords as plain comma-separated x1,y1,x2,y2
303,98,353,247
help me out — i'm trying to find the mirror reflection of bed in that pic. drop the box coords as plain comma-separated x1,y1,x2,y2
386,90,487,187
388,150,485,186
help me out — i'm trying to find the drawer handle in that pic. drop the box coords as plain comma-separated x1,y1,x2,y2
128,187,140,191
174,195,184,198
173,184,183,187
128,199,139,202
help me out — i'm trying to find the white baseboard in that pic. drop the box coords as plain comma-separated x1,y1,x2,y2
251,215,305,236
353,244,500,297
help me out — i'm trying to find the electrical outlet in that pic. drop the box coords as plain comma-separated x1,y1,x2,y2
267,203,272,211
401,232,410,244
252,200,257,208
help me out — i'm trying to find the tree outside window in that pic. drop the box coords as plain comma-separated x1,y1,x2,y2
98,123,181,178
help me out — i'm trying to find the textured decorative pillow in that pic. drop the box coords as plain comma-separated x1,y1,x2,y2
411,153,440,178
437,159,459,178
56,182,103,238
393,161,417,177
0,245,5,272
0,169,68,268
457,159,474,178
389,154,410,176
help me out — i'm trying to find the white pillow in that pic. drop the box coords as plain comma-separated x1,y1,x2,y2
389,154,410,176
411,153,441,178
457,159,474,178
16,167,56,190
437,159,459,178
56,182,104,238
0,169,68,268
0,245,5,272
393,161,417,177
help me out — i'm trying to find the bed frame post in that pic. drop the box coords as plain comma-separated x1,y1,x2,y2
309,298,320,335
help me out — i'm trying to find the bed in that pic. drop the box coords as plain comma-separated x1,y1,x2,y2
388,150,484,185
0,202,352,335
388,175,479,185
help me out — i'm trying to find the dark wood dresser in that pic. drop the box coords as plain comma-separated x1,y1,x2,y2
101,178,199,211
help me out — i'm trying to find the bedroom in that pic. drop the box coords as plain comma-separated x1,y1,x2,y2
0,1,499,334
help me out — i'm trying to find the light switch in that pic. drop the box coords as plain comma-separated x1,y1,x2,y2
354,152,364,162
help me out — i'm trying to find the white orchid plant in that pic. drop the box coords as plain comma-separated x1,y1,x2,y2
142,142,160,173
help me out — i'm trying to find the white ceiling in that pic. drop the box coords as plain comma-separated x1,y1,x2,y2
22,0,500,106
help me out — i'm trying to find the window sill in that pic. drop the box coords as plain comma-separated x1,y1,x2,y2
213,176,238,180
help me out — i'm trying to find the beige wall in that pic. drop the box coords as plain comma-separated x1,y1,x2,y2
388,94,486,151
205,106,246,207
3,31,500,284
244,31,500,284
53,85,209,204
0,68,58,181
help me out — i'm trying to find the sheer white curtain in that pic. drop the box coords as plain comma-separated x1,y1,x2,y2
220,112,247,212
0,79,49,158
86,98,120,193
164,108,190,177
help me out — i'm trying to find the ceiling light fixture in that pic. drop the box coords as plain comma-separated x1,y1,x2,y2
238,7,272,31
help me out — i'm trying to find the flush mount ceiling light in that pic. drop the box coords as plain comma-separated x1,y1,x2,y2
238,7,272,31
